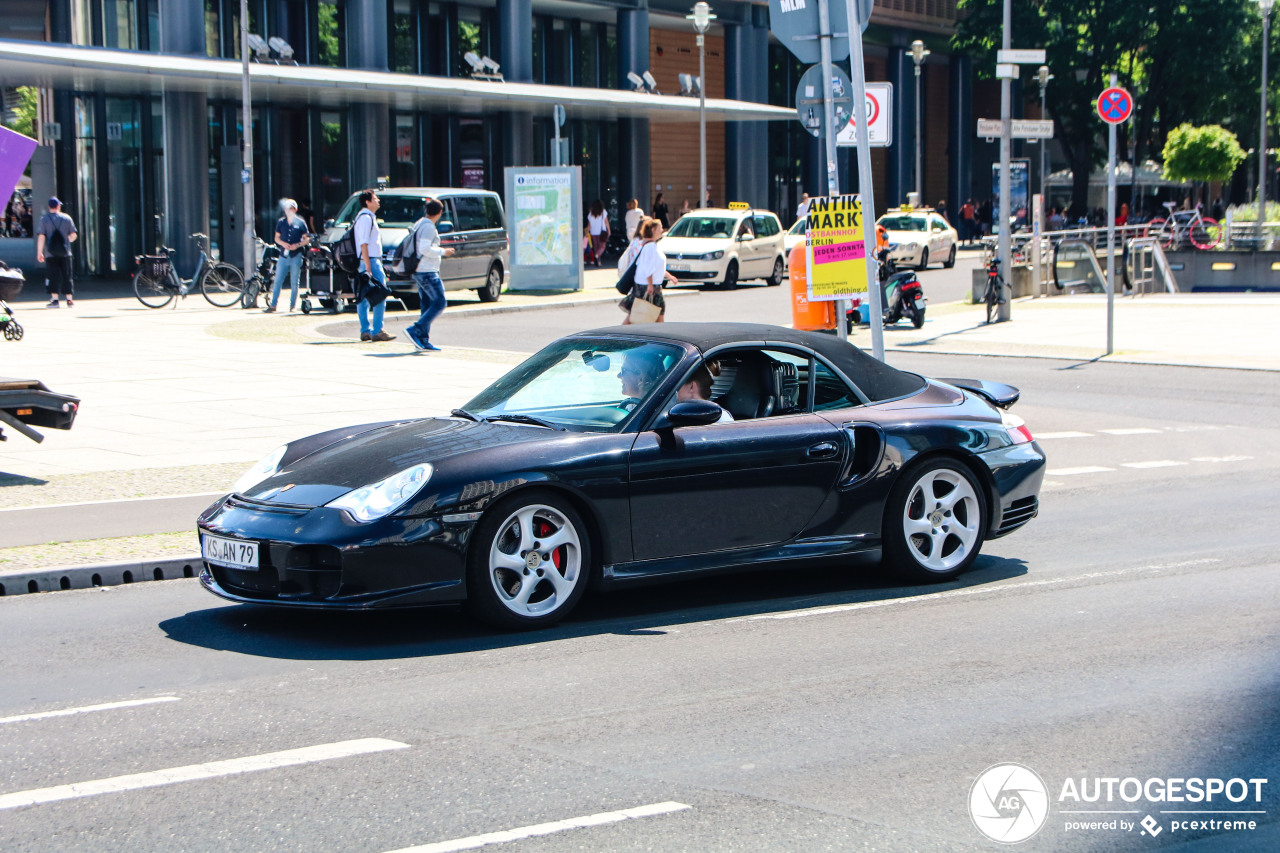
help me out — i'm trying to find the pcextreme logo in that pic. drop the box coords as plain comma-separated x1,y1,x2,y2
968,765,1270,844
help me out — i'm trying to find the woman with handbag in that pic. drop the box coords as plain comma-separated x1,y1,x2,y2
620,219,674,325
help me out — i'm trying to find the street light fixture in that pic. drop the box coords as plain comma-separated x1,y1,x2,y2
910,39,930,201
1037,65,1053,202
687,2,715,208
1258,0,1275,245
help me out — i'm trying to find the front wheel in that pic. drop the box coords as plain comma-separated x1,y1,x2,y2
916,248,929,271
134,270,175,308
1190,218,1222,250
882,457,987,583
466,491,592,630
241,277,261,309
477,264,503,302
721,260,739,289
201,263,247,307
943,245,956,268
985,280,1000,325
1145,218,1175,250
767,257,784,286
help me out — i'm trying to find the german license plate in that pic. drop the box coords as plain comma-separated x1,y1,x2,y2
668,263,690,272
202,534,259,571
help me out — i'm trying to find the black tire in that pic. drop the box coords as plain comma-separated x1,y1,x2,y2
3,322,22,341
465,490,592,630
943,245,956,268
477,264,503,303
985,280,1000,325
134,270,175,309
916,248,929,271
201,263,246,307
722,260,739,289
241,278,260,309
882,457,987,583
911,306,926,329
301,300,312,314
767,257,784,286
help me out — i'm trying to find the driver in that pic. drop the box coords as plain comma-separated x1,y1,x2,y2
675,363,733,423
617,350,666,410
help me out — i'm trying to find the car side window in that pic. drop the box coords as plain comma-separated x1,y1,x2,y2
754,215,779,237
482,196,505,229
812,359,860,411
701,348,806,421
438,199,458,233
453,196,488,232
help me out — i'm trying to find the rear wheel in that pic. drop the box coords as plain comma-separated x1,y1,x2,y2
201,263,246,307
134,270,175,309
477,264,503,302
466,490,591,630
767,257,784,286
241,277,261,309
985,279,1000,325
882,457,987,583
1190,217,1222,250
911,305,926,329
1145,218,1175,250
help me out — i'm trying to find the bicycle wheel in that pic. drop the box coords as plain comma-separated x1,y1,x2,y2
985,280,1000,325
201,263,247,307
1190,218,1222,250
134,269,175,309
1145,218,1175,251
241,277,261,309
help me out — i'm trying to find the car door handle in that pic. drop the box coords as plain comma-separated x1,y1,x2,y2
806,442,839,459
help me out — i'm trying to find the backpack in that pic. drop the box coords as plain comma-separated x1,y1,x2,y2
391,218,425,275
332,209,373,275
45,215,68,256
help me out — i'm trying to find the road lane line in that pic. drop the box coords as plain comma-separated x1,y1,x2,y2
384,802,691,853
1099,428,1162,435
0,738,408,810
1047,466,1114,476
0,493,225,513
1121,460,1187,469
0,696,180,726
1034,431,1092,440
749,559,1221,622
1192,456,1253,463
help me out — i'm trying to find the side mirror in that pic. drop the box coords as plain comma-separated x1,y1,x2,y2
737,233,752,242
323,219,335,230
667,399,722,427
437,221,454,234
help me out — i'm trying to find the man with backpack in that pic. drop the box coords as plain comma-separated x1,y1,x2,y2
36,197,77,308
403,199,455,352
351,190,394,342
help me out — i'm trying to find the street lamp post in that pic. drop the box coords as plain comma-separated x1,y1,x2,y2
687,3,715,209
1036,65,1053,201
910,40,930,201
1259,0,1275,245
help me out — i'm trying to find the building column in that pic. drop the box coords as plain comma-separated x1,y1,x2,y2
159,0,208,275
499,0,534,168
947,53,973,220
725,9,768,208
887,45,912,208
617,7,650,215
347,0,391,188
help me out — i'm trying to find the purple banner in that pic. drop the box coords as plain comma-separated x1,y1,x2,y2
0,126,38,201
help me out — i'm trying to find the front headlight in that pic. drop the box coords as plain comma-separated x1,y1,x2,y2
327,463,433,523
231,445,287,494
701,250,724,261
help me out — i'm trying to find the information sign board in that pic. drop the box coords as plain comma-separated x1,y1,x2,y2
505,166,583,291
805,194,870,302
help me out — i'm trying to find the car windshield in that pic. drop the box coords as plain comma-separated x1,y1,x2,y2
667,216,737,239
463,339,685,432
879,215,927,232
789,219,806,235
334,194,428,227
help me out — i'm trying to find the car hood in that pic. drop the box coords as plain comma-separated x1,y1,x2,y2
659,236,731,256
242,417,554,507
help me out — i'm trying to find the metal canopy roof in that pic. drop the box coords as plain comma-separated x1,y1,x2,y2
0,39,794,123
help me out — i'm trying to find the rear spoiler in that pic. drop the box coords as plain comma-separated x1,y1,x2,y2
940,378,1020,410
0,378,80,443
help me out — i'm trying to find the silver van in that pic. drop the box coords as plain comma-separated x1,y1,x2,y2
320,188,509,304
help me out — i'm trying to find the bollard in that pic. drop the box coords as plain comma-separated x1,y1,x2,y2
789,243,835,331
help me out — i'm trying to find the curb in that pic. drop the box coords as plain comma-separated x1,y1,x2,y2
0,554,203,597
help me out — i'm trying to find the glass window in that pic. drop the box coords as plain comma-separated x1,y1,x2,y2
456,7,482,77
452,195,488,231
879,215,926,232
103,0,138,49
481,195,504,229
392,0,416,73
754,215,779,237
812,359,858,411
575,21,597,87
318,111,347,222
317,0,343,67
668,216,736,239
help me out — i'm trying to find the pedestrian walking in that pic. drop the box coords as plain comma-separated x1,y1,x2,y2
624,198,644,241
36,196,77,308
620,219,674,325
353,189,395,342
652,193,670,229
405,198,455,352
265,198,310,313
960,198,977,245
587,200,609,266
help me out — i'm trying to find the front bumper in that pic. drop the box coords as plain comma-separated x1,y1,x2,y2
665,257,727,283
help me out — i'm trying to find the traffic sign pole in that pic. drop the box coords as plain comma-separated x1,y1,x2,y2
997,0,1012,323
1105,74,1118,356
843,0,882,358
815,0,854,344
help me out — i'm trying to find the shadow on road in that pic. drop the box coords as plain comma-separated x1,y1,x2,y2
158,553,1028,662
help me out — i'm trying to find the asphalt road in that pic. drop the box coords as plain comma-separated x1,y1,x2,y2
3,347,1278,852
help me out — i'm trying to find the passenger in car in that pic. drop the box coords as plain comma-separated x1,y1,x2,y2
676,363,734,423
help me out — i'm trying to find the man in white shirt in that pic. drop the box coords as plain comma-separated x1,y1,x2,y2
353,190,395,342
406,199,455,352
796,193,810,221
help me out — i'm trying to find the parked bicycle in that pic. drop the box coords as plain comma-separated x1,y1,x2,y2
983,256,1006,325
1144,202,1222,250
133,234,246,309
240,238,279,309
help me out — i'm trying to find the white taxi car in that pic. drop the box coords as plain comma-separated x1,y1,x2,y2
877,207,958,270
661,206,787,287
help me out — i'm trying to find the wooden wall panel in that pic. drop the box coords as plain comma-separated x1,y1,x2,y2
647,31,725,211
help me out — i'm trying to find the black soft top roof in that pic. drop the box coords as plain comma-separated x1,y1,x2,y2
575,322,926,403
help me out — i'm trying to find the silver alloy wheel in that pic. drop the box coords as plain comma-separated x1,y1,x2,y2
901,467,981,573
487,503,583,618
478,265,502,302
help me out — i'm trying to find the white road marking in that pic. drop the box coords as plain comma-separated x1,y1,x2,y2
749,559,1221,622
0,493,225,513
1122,460,1187,469
1047,466,1115,476
1192,455,1253,463
1099,428,1162,436
385,801,691,853
0,738,408,810
1034,431,1093,440
0,696,179,726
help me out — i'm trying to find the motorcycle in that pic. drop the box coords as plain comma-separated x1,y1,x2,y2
847,246,927,331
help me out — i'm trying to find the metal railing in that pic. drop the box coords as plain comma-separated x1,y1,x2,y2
982,227,1178,297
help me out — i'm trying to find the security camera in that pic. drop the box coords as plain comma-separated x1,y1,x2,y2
679,73,693,96
643,71,659,93
268,37,295,63
246,34,270,60
464,51,486,73
627,71,646,91
693,75,703,96
480,55,501,74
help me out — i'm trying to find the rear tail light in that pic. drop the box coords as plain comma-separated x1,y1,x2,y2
1001,411,1034,445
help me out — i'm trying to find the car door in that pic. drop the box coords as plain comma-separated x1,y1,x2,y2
930,216,949,257
446,194,491,285
626,348,846,562
435,198,470,289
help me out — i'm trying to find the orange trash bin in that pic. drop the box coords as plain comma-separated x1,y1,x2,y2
789,242,835,330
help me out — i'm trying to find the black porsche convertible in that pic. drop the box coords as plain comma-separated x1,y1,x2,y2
198,323,1045,629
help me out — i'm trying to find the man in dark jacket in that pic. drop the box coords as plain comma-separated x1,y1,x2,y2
36,197,77,308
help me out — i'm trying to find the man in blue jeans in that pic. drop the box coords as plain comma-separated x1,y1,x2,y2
264,198,309,313
353,190,394,342
405,199,454,351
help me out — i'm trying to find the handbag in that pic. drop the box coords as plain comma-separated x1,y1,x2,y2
615,254,639,294
628,293,662,324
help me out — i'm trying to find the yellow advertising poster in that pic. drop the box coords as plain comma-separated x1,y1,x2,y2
805,194,871,301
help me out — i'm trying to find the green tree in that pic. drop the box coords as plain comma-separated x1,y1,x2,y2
954,0,1255,217
2,86,37,139
1162,124,1247,188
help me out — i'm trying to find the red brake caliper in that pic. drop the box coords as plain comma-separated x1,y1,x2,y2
536,519,563,570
